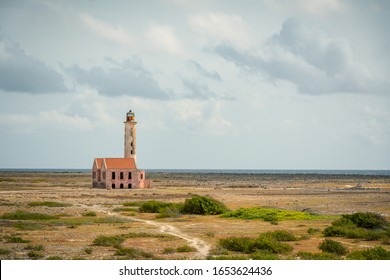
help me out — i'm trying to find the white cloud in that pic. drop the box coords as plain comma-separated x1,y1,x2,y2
145,22,186,56
188,12,256,49
79,13,133,47
0,111,93,133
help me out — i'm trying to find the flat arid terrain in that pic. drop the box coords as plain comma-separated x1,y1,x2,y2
1,171,389,260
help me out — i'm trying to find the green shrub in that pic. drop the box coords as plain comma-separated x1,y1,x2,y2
297,251,340,260
24,245,44,251
156,205,183,218
93,235,126,248
318,239,348,256
218,235,293,255
139,201,181,213
250,250,280,260
83,211,97,217
207,255,250,260
84,247,93,254
5,235,30,243
347,246,390,260
1,210,58,220
28,201,71,207
0,248,11,255
28,251,44,259
307,228,320,235
182,195,228,215
342,212,388,229
323,213,389,240
261,230,297,241
163,247,175,254
115,247,155,259
123,201,143,207
14,222,45,231
46,256,63,260
176,245,196,252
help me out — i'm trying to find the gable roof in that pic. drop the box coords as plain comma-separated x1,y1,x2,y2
94,158,103,169
102,158,137,170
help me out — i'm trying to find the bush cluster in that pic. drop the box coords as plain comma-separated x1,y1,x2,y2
139,195,228,216
217,230,296,257
318,239,348,256
323,212,389,241
347,246,390,260
182,195,228,215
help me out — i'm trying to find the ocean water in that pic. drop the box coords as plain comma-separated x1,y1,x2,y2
1,168,389,176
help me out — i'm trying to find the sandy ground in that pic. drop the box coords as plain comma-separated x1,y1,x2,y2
0,171,389,260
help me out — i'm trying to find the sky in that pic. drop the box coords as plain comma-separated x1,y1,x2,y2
0,0,389,170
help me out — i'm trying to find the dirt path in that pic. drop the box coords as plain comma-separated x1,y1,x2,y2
78,204,210,258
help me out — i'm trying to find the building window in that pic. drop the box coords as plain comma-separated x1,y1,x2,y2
120,183,124,189
140,174,143,179
128,183,132,189
112,183,116,189
93,172,96,179
112,172,115,179
128,172,132,179
120,172,124,179
131,150,133,154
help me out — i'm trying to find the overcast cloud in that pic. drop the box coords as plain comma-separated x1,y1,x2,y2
0,0,389,169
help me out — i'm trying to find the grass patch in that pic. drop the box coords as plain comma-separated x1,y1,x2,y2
24,245,44,251
115,247,156,259
297,251,340,260
347,246,390,260
123,201,143,207
176,245,196,252
207,255,250,260
5,235,31,243
113,207,138,212
1,210,58,220
0,177,16,182
93,235,126,247
27,251,44,259
221,207,336,222
47,256,63,260
28,201,70,207
250,251,280,260
0,248,11,255
139,200,183,214
82,211,97,217
14,222,46,231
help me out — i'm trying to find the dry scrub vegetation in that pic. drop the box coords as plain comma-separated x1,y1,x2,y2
0,171,389,260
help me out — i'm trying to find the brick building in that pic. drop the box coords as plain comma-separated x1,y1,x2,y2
92,110,150,189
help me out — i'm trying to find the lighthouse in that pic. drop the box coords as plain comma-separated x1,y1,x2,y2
124,110,137,162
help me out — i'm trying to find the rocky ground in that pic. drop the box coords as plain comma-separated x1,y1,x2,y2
0,171,389,260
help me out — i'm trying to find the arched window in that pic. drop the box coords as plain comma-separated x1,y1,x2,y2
112,183,116,189
128,183,132,189
120,183,124,189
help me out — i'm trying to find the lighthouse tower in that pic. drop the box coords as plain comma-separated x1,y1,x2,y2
124,110,137,163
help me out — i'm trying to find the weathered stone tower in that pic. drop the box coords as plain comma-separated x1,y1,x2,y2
124,110,137,162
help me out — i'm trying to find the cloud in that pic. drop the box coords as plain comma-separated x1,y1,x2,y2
67,57,169,99
181,78,232,100
79,13,133,47
214,18,382,95
0,110,93,133
189,60,221,81
145,22,186,56
0,34,67,94
188,12,256,49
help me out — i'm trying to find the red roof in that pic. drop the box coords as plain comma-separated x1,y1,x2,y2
95,158,103,169
103,158,137,169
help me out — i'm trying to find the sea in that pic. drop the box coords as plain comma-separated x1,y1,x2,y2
0,168,389,176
